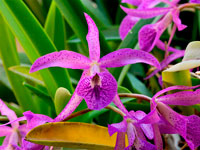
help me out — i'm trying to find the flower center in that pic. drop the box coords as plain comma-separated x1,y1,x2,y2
90,62,100,76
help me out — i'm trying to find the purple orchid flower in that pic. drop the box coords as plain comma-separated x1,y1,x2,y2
21,111,54,150
30,13,160,122
119,0,192,54
119,0,164,40
0,99,54,150
0,99,26,150
149,85,200,150
108,110,160,150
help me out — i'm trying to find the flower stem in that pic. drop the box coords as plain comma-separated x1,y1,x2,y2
106,105,126,117
118,93,151,102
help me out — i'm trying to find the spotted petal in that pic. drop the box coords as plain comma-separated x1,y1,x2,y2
152,85,200,100
186,115,200,149
121,6,171,19
30,50,91,73
190,0,200,3
156,89,200,105
157,102,187,137
139,24,160,52
119,15,139,40
108,119,127,136
76,72,117,110
23,111,53,129
84,13,100,61
134,111,154,140
121,0,142,6
99,48,160,69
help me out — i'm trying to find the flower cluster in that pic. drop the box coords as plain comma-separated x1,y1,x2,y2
120,0,200,79
0,3,200,149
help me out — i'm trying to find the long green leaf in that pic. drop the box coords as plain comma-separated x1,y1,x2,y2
9,65,45,86
54,0,112,56
44,1,65,50
0,0,73,98
0,15,37,112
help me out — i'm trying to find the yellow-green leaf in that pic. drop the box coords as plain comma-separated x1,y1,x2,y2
162,70,192,87
26,122,120,150
9,65,45,86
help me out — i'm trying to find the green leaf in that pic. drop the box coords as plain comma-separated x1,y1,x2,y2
44,1,65,50
23,82,50,100
9,65,45,86
0,0,73,98
26,122,119,150
68,26,120,43
162,70,192,87
118,85,131,93
23,0,47,25
80,0,112,27
127,73,153,97
54,0,112,56
0,14,37,112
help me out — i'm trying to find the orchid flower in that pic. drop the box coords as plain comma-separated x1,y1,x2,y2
0,99,54,150
119,0,164,40
30,13,160,121
108,110,159,150
149,85,200,150
0,99,25,150
21,111,54,150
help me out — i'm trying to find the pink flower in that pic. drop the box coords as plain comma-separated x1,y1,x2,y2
30,13,160,121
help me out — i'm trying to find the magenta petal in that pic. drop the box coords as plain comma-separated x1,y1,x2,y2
139,24,160,52
134,111,154,140
121,6,171,19
152,124,163,150
119,15,139,40
139,0,160,9
77,72,117,110
158,117,178,134
190,0,200,3
54,93,83,122
115,132,126,150
99,48,160,69
84,13,100,61
30,50,91,72
23,111,53,129
0,126,12,136
152,85,200,100
157,102,187,137
108,120,127,136
136,108,160,124
127,123,135,147
145,51,185,79
134,137,156,150
22,138,44,150
157,89,200,106
121,0,142,6
185,115,200,149
172,9,187,31
0,99,18,128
